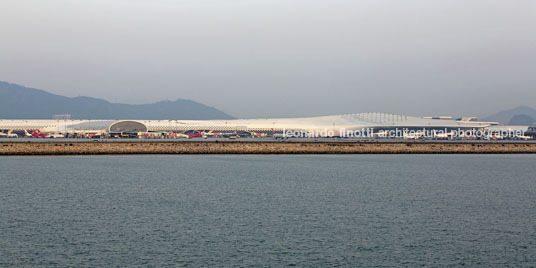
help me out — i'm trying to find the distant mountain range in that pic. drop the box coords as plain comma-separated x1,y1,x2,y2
2,80,534,125
0,81,233,120
483,105,536,125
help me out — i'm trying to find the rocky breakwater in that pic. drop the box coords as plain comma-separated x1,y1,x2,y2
1,141,536,155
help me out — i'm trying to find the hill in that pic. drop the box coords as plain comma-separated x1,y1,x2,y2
483,106,536,125
0,81,233,120
508,114,535,126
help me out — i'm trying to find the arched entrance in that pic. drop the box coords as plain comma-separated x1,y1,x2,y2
108,121,148,137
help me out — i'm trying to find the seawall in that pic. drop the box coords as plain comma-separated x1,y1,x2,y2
1,141,536,155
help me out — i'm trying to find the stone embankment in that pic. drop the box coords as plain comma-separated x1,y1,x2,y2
1,142,536,155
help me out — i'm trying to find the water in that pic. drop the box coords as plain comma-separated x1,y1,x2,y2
1,155,535,267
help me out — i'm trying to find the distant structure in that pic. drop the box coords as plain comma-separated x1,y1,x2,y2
53,114,71,120
0,112,504,137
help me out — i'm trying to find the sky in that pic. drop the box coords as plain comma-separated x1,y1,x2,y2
0,0,535,118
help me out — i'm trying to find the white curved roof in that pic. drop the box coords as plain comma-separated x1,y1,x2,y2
0,113,495,132
140,113,493,131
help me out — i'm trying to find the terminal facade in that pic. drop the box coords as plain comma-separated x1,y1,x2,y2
0,113,533,139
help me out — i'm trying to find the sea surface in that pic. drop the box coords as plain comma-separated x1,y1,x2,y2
1,155,535,267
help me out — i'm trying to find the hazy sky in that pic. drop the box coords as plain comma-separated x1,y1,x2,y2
1,0,535,118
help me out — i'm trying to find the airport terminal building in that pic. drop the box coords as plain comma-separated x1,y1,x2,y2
0,112,532,139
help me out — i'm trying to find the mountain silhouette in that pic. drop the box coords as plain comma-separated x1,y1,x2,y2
483,105,536,125
0,81,233,120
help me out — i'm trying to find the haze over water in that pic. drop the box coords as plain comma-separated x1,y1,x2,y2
1,155,535,267
2,0,535,117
